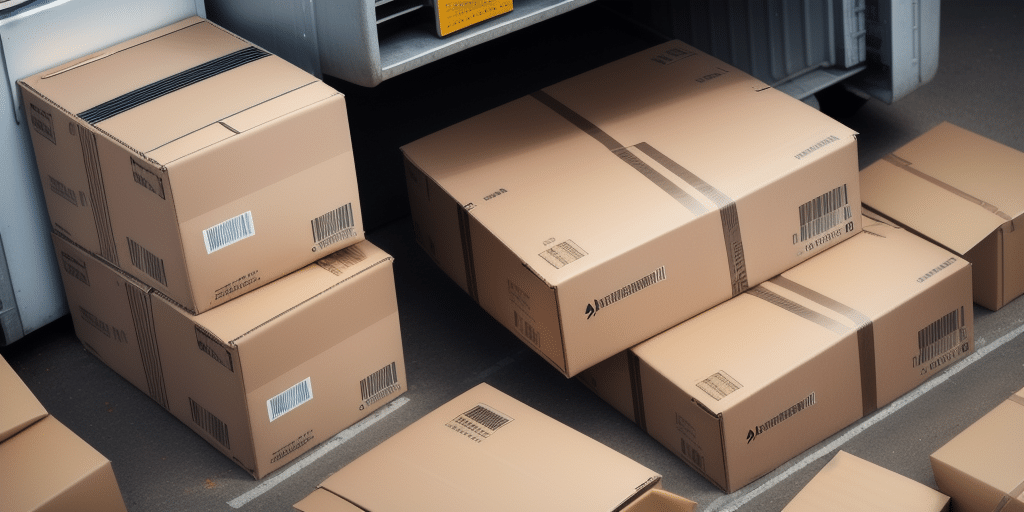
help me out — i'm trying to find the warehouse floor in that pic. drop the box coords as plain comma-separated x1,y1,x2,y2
3,1,1023,511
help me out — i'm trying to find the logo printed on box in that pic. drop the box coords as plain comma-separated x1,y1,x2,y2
131,159,165,199
585,266,666,319
746,393,816,444
29,102,56,144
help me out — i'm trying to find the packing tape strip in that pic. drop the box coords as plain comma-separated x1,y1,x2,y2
757,276,878,416
530,90,749,295
883,154,1013,224
993,478,1024,512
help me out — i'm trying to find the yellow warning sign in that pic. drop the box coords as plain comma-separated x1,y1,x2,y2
436,0,513,37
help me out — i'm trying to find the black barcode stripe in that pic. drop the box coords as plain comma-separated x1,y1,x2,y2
798,184,850,241
269,379,313,422
360,362,399,402
78,47,270,124
681,438,706,471
312,203,354,244
204,212,254,253
917,310,960,365
463,405,510,431
127,238,168,286
190,398,230,448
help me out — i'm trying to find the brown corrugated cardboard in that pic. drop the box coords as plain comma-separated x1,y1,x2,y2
19,17,363,314
0,357,129,512
53,233,406,479
861,122,1024,311
404,40,861,377
783,451,949,511
0,355,47,443
930,387,1024,512
294,383,697,512
579,216,974,492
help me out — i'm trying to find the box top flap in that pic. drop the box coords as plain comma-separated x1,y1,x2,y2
0,356,48,444
621,488,697,512
19,18,320,159
931,387,1024,496
783,451,949,511
293,489,365,512
314,383,661,512
179,242,392,344
862,122,1024,254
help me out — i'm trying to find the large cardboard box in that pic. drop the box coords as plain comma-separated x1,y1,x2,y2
930,387,1024,512
0,357,129,512
783,451,949,511
579,216,974,492
404,40,861,377
53,234,405,478
294,383,695,512
861,122,1024,311
19,17,364,314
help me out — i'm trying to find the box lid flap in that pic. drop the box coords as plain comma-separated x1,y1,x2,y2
621,488,697,512
313,383,661,512
862,122,1024,254
0,356,47,444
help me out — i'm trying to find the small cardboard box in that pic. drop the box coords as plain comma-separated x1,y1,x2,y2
53,234,406,479
579,216,974,492
930,387,1024,512
404,40,861,377
294,383,697,512
861,122,1024,310
0,357,129,512
783,451,949,511
19,17,363,314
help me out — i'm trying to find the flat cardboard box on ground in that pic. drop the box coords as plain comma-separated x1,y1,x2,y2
861,122,1024,311
579,216,974,492
404,40,861,377
782,451,949,511
294,383,696,512
0,356,128,512
53,234,405,479
930,387,1024,512
19,17,364,314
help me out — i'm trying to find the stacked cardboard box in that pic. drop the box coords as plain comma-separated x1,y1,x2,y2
862,122,1024,311
294,383,697,512
1,356,129,512
579,216,974,492
19,17,407,478
404,40,861,378
930,386,1024,512
783,451,950,512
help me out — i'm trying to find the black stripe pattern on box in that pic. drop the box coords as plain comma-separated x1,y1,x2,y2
78,46,270,125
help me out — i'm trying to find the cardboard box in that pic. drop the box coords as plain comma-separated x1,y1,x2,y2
783,451,949,511
294,383,697,512
861,122,1024,311
404,40,861,377
53,234,406,478
930,387,1024,512
19,17,364,314
579,216,974,492
0,356,129,512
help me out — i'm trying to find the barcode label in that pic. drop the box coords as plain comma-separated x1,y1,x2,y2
513,310,539,346
203,211,255,254
697,371,742,401
914,309,961,367
268,378,313,422
445,403,513,443
311,203,356,250
539,240,588,269
127,238,167,286
190,398,230,448
360,362,400,406
798,184,852,242
680,437,706,471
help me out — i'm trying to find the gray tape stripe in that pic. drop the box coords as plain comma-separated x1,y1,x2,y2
746,287,850,334
635,142,733,208
612,148,708,216
457,206,478,302
768,276,878,415
530,90,622,151
883,154,1013,222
